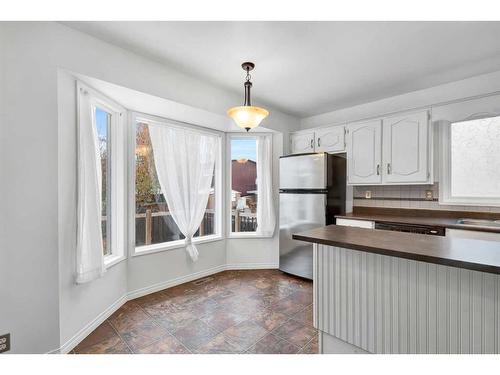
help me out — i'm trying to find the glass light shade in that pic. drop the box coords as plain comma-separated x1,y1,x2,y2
227,105,269,130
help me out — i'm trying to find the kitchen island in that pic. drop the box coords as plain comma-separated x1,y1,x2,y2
293,225,500,354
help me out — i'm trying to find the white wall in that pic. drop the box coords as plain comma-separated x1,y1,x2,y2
1,23,61,354
1,22,299,353
300,69,500,130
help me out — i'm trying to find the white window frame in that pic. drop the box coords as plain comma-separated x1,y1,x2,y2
439,116,500,207
77,81,127,267
129,112,224,257
226,132,273,239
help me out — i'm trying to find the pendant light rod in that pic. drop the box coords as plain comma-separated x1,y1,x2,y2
244,80,252,106
242,62,254,106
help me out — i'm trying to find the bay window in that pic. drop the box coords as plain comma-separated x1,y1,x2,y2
132,114,222,254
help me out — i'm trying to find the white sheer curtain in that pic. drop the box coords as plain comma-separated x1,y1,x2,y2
256,135,276,236
76,89,105,284
149,124,217,262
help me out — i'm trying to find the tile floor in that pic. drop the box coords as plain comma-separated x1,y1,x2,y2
72,269,319,354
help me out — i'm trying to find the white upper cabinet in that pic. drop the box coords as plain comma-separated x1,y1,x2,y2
315,126,345,153
289,110,432,185
382,111,429,183
290,132,315,154
347,120,382,185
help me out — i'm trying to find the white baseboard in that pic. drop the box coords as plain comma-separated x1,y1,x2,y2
126,264,227,300
225,262,279,270
52,262,278,354
52,294,128,354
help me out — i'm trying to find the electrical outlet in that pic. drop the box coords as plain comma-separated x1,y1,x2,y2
425,190,433,200
365,190,372,199
0,333,10,353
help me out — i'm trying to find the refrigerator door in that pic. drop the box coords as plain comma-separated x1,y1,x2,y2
279,192,326,279
280,153,327,190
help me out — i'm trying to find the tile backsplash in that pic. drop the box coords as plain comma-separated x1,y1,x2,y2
353,183,500,213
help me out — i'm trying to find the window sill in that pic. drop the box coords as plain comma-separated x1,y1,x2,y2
227,233,274,239
104,254,126,269
132,234,223,257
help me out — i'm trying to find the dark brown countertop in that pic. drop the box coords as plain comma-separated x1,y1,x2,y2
335,207,500,233
292,225,500,275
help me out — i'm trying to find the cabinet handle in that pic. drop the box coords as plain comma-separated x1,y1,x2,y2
387,163,392,174
317,138,321,147
310,139,314,149
376,164,380,175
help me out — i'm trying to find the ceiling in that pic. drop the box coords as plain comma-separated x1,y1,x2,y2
64,21,500,118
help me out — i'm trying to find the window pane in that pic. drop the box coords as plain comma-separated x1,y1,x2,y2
95,108,111,255
231,139,258,232
135,122,217,247
451,116,500,198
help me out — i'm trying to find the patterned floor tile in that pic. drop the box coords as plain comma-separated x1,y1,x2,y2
132,291,170,308
137,334,190,354
115,318,170,351
221,320,268,351
270,295,310,316
173,319,219,350
187,297,220,318
291,305,314,326
148,309,198,333
74,321,118,351
299,334,319,354
73,269,315,355
246,333,300,354
290,289,313,305
74,335,131,354
250,308,289,332
194,333,242,354
272,319,317,348
108,302,151,331
200,306,247,332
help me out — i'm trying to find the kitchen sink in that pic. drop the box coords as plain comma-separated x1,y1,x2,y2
456,218,500,227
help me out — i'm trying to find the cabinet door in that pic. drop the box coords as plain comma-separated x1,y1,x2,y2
290,132,315,154
382,111,429,183
347,120,382,184
315,126,345,153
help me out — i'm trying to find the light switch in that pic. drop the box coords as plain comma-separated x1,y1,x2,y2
365,190,372,199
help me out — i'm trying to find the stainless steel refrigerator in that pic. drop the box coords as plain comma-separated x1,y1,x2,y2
279,153,346,279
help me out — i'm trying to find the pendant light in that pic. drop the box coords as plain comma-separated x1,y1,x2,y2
227,62,269,131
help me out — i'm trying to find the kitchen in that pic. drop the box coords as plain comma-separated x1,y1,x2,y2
285,101,500,354
3,16,500,369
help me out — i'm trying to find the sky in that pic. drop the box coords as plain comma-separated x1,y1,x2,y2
95,107,109,140
231,138,256,161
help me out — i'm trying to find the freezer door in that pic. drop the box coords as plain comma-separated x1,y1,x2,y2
279,192,326,279
279,153,326,189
